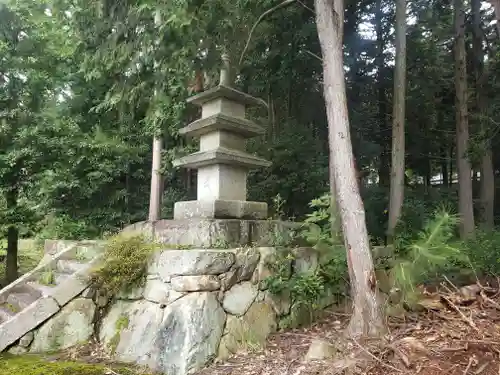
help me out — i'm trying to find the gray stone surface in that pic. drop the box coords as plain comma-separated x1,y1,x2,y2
171,275,221,292
222,282,258,316
0,296,60,352
143,279,185,305
234,247,260,281
30,298,96,353
100,299,165,365
124,219,300,248
150,249,235,279
305,339,338,361
151,292,226,375
116,286,145,300
218,300,276,359
174,200,268,220
292,247,319,274
19,331,34,348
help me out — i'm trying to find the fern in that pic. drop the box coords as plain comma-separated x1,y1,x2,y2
392,208,465,304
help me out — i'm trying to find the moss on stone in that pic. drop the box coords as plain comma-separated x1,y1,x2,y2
38,270,56,286
109,314,129,354
0,354,148,375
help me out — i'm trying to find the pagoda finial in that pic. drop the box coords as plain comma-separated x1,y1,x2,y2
219,53,232,87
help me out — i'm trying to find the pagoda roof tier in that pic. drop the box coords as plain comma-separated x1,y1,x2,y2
179,113,265,139
173,147,271,170
187,85,265,108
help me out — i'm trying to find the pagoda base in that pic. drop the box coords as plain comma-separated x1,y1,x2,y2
173,200,268,220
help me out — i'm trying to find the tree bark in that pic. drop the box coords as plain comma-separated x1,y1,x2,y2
454,0,475,238
376,0,390,188
472,0,495,229
315,0,386,338
148,10,163,222
387,0,407,241
5,189,18,284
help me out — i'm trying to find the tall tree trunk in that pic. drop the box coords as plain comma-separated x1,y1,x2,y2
5,189,18,284
148,11,163,222
387,0,407,242
315,0,386,338
472,0,495,228
454,0,475,238
376,0,390,187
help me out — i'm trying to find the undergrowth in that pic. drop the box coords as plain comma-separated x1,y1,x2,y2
89,234,157,297
0,354,150,375
264,193,490,318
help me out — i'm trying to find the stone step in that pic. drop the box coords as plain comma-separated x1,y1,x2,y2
56,259,88,274
58,244,103,262
6,291,39,311
26,273,72,296
0,305,15,324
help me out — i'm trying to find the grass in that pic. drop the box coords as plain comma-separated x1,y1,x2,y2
0,354,151,375
0,240,44,286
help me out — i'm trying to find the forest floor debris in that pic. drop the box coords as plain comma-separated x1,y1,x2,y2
197,280,500,375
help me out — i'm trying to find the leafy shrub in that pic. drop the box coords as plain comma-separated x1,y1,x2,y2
391,209,466,304
90,234,157,297
463,229,500,277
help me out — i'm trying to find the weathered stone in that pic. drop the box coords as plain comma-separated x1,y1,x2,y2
100,300,165,365
30,298,96,353
219,270,239,291
8,345,28,355
95,289,110,307
151,292,226,375
0,296,60,352
251,247,291,290
81,287,96,299
292,247,318,274
116,286,145,300
174,200,268,220
222,282,258,316
100,292,226,375
143,279,185,305
171,275,221,292
305,339,338,361
234,247,260,281
218,301,276,358
19,331,34,348
150,249,235,280
264,290,291,316
125,219,300,248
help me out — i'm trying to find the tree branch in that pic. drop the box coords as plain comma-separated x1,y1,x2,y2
239,0,297,66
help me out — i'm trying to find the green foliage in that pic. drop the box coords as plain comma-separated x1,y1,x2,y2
263,249,325,308
90,234,157,297
391,209,465,304
463,229,500,277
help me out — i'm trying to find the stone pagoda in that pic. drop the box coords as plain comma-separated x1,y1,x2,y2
172,55,271,220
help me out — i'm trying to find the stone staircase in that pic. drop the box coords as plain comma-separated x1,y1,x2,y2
0,241,104,352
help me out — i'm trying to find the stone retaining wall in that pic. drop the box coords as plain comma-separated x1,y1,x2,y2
11,245,333,375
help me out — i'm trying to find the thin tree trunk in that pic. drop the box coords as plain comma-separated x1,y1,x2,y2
454,0,475,238
387,0,407,242
148,11,163,222
5,189,18,283
376,0,390,187
315,0,386,338
472,0,495,228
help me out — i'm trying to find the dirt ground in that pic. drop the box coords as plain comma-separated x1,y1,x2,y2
197,280,500,375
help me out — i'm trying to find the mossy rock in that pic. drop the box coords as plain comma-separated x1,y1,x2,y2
0,354,150,375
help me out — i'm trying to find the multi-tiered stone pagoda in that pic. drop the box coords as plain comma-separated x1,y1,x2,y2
172,55,271,220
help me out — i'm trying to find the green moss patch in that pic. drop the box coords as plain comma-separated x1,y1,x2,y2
0,354,149,375
90,234,158,297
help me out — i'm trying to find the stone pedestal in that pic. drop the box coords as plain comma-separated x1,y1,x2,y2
173,57,270,220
